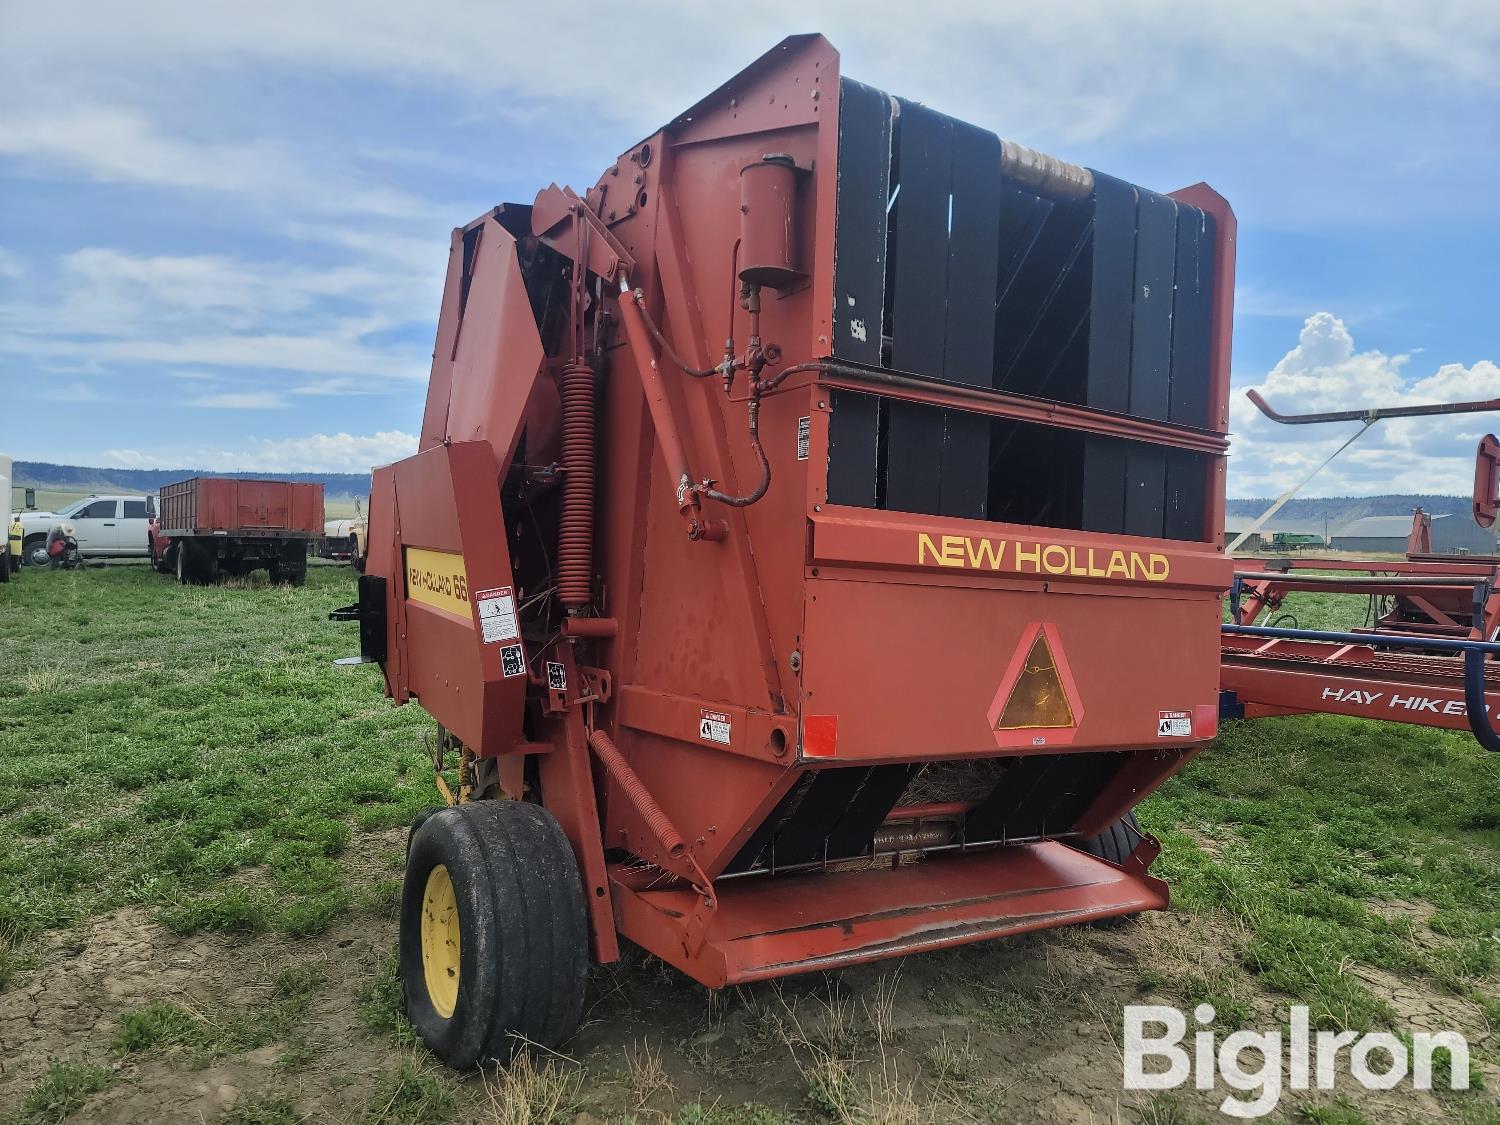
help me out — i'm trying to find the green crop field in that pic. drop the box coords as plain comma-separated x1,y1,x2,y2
0,568,1495,1123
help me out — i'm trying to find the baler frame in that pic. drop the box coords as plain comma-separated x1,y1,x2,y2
336,34,1244,1065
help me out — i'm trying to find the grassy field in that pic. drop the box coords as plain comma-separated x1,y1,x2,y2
0,568,1496,1123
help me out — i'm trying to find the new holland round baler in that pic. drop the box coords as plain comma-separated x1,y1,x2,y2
336,35,1238,1065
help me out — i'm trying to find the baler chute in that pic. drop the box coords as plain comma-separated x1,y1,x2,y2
336,34,1238,1065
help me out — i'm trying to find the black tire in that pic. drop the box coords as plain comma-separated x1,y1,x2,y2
400,801,588,1068
287,561,306,588
24,536,49,568
1078,810,1144,866
406,806,443,857
1072,810,1147,927
0,551,9,582
176,541,217,585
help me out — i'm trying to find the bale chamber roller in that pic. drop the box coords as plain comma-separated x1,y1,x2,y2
334,34,1237,1066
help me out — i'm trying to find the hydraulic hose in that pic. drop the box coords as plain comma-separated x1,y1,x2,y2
628,289,720,378
702,395,770,507
1463,646,1500,752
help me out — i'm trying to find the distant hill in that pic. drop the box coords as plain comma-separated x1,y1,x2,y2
1225,494,1468,527
14,461,370,498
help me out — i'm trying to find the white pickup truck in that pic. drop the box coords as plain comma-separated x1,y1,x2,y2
12,494,154,566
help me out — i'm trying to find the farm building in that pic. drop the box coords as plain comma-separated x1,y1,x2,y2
1330,513,1497,555
1221,515,1328,551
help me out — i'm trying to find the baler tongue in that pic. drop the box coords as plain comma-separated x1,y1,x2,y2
612,841,1165,986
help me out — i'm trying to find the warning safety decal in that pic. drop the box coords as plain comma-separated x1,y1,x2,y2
1157,710,1192,738
499,644,526,678
473,586,519,646
699,709,732,746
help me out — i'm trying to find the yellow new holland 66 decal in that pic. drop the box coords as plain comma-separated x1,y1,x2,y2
404,547,471,616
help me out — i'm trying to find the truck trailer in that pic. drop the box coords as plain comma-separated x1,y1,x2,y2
156,477,323,586
336,35,1236,1067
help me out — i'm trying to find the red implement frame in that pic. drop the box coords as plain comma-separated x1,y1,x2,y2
1224,388,1500,742
1223,559,1500,732
351,35,1238,985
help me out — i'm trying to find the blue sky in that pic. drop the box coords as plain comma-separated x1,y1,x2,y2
1,2,1497,497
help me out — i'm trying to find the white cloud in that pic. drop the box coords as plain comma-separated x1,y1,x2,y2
0,247,24,281
288,377,383,396
1229,313,1500,497
102,429,417,473
188,391,288,409
3,3,1495,147
0,246,437,381
37,382,102,403
0,104,438,222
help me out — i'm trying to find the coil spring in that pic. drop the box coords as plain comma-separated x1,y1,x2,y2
587,728,686,858
558,361,595,610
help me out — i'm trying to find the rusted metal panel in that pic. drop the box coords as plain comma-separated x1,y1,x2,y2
610,842,1169,986
389,441,525,757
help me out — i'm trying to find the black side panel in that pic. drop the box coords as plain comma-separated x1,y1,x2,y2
1127,190,1179,422
826,390,881,507
1169,208,1215,429
722,772,815,874
938,121,1002,519
962,756,1053,842
1081,435,1127,535
1123,444,1167,539
1085,173,1138,413
886,102,952,515
963,752,1128,842
988,421,1085,531
1120,191,1177,539
830,79,892,364
1164,447,1208,541
1005,752,1127,840
765,768,873,868
821,764,920,860
993,192,1093,403
822,88,1220,545
826,80,892,508
883,402,946,516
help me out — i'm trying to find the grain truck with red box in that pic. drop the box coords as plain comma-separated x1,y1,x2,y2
154,477,323,586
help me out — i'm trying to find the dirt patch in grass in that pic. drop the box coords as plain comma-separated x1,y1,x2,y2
6,895,1490,1124
0,828,409,1124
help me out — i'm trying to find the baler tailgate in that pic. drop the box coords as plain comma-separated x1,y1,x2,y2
610,843,1167,986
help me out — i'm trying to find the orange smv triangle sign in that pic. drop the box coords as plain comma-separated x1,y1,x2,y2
987,622,1084,749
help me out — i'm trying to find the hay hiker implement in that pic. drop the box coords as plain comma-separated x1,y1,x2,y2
334,35,1241,1066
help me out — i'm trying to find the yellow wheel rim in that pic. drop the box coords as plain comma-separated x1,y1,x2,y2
420,863,461,1019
